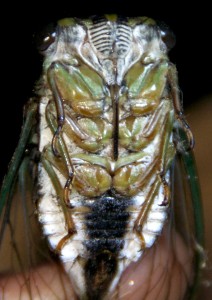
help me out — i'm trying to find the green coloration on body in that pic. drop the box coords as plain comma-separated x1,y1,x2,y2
0,15,204,300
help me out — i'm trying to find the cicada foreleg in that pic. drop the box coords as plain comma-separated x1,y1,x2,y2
47,62,66,157
157,109,177,207
168,64,194,150
45,100,74,207
41,101,77,251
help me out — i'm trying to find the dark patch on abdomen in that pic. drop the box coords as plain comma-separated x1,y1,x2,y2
85,252,117,300
84,192,130,299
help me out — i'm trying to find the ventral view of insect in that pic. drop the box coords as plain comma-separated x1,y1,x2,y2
0,15,205,300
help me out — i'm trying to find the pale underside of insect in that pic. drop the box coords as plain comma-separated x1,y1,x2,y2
0,15,205,300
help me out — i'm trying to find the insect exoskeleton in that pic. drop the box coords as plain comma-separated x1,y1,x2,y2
0,14,204,300
36,15,188,298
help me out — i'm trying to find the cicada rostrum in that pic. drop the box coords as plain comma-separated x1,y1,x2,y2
0,15,204,300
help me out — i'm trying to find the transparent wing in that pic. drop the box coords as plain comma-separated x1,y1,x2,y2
172,153,204,299
0,100,74,299
171,127,205,299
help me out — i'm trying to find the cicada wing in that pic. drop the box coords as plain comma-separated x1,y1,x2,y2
0,100,42,278
0,99,38,254
0,100,73,299
0,157,41,271
168,148,205,299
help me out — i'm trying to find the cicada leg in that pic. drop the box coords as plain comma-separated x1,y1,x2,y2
133,177,161,249
133,108,175,245
45,100,74,208
47,62,65,157
41,101,77,252
156,171,170,207
41,157,77,253
168,64,194,150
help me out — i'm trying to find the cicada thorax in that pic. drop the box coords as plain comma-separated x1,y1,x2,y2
37,17,178,299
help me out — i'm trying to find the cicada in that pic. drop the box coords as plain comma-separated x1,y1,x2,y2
0,15,205,300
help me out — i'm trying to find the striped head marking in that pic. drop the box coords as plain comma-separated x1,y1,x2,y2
42,15,171,85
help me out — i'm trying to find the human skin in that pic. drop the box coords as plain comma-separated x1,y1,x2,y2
0,226,194,300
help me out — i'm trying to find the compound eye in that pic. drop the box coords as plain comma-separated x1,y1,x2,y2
36,22,57,52
159,22,176,50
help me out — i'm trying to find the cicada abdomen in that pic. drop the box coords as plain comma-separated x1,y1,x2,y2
0,15,204,300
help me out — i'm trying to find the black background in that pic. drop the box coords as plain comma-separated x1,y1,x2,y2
0,1,211,181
